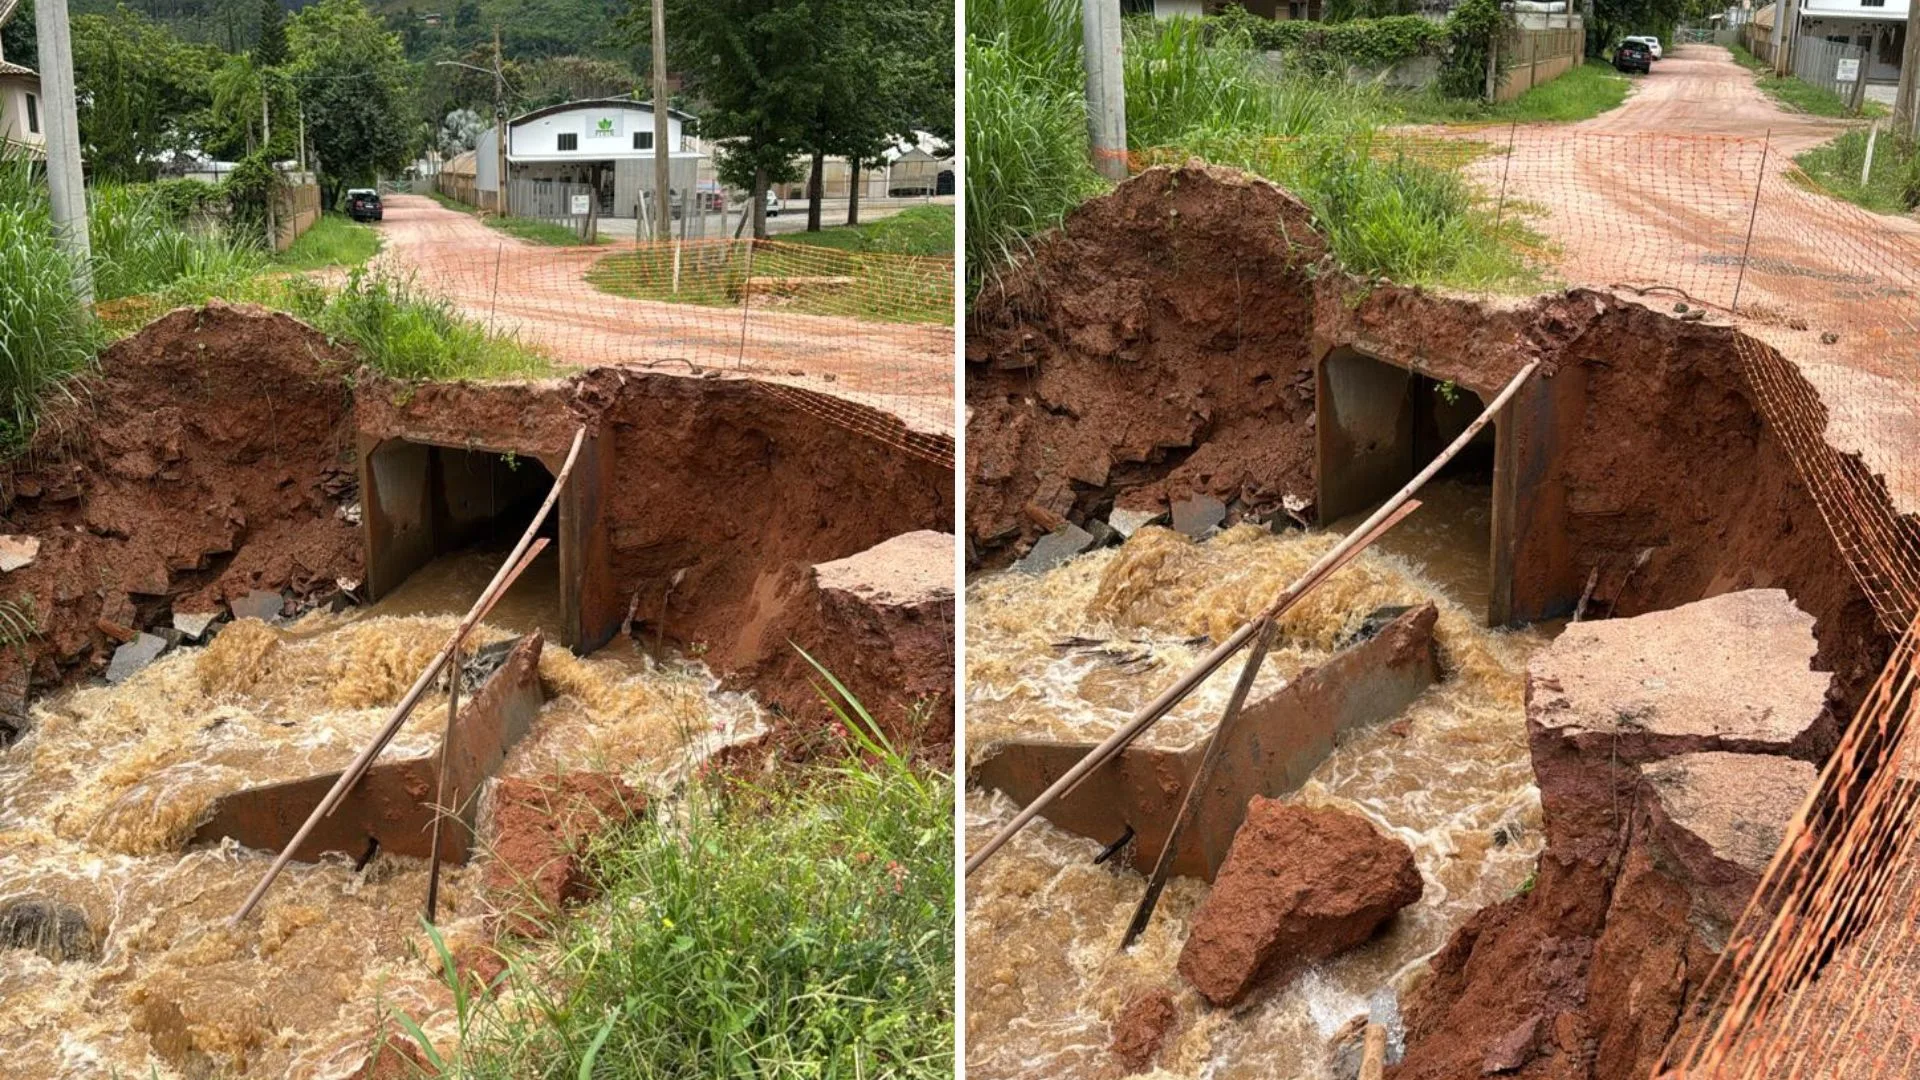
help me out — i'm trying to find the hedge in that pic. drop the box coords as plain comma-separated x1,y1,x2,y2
1206,6,1446,68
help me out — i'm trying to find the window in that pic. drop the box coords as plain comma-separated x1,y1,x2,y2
1863,0,1885,7
25,93,38,135
557,132,578,151
632,131,653,151
1120,0,1153,13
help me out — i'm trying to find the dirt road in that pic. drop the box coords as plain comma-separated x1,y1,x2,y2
1455,44,1920,514
368,194,954,438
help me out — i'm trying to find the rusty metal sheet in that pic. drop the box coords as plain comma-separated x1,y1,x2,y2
972,605,1440,882
192,632,547,864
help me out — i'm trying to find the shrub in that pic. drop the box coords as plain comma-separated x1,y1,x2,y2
0,156,99,453
1441,0,1513,101
1207,6,1445,71
280,268,552,382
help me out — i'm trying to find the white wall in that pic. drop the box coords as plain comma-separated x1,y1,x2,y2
0,78,44,152
1153,0,1208,15
508,104,685,160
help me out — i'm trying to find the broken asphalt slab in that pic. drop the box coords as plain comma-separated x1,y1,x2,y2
1171,495,1226,539
106,633,170,684
1015,523,1094,574
228,590,286,624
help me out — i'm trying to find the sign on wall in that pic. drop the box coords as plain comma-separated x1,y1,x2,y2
571,193,592,216
589,115,622,138
1837,57,1860,82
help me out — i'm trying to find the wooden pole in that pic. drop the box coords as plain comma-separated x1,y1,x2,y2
1118,497,1426,949
1360,1023,1389,1080
965,361,1543,877
424,656,460,923
230,429,586,926
651,0,671,243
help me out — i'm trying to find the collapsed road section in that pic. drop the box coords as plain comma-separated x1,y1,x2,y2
0,300,954,1079
963,165,1908,1080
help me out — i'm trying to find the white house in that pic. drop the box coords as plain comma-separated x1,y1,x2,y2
1797,0,1907,84
470,98,706,220
0,0,43,156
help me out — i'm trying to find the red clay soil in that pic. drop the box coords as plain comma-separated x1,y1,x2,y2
482,772,645,937
967,165,1328,555
1110,986,1180,1075
2,303,954,756
967,165,1894,718
1177,799,1422,1008
0,302,362,693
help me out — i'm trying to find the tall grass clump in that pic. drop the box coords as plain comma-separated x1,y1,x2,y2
277,270,553,382
966,0,1105,294
0,154,101,453
87,184,265,303
421,665,954,1079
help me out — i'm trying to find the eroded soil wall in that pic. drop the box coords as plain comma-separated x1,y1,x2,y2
3,303,954,749
967,165,1894,714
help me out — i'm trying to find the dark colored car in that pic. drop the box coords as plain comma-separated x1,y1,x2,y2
347,188,383,222
1613,40,1652,74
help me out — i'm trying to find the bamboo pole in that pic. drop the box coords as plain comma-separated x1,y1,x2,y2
425,651,462,923
965,360,1541,877
230,429,587,926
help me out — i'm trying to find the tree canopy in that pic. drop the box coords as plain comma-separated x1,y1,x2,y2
287,0,417,200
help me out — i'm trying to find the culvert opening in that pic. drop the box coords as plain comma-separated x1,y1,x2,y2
362,439,580,644
1317,348,1503,624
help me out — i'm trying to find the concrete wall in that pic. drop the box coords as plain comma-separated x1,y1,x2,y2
1495,24,1587,103
272,182,322,253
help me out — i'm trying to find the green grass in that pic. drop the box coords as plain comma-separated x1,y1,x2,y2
1792,126,1920,215
273,213,382,271
784,205,955,256
586,241,952,324
966,0,1545,296
1729,42,1886,118
418,667,953,1080
0,160,101,453
273,270,555,381
485,215,605,247
1389,60,1632,125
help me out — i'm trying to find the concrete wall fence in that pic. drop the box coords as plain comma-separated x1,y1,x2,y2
1496,24,1586,102
272,181,322,253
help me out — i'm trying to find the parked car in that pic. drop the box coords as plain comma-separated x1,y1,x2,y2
765,189,784,217
1614,39,1653,74
1623,35,1663,60
346,188,383,222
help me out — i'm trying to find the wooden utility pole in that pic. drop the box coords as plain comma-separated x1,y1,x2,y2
1082,0,1127,181
34,0,91,304
1896,2,1920,136
650,0,670,241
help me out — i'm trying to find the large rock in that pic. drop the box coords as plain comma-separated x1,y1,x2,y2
1395,590,1829,1080
1178,799,1422,1007
484,772,645,937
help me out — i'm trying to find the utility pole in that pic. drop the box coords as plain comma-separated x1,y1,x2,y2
650,0,670,242
494,27,510,216
1770,0,1787,72
1776,0,1801,76
1897,1,1920,136
1081,0,1127,181
262,89,277,251
34,0,91,305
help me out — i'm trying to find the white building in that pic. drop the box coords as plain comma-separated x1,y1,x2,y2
470,98,706,221
0,0,43,156
1797,0,1907,84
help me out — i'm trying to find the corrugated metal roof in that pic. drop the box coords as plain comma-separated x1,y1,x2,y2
0,60,34,77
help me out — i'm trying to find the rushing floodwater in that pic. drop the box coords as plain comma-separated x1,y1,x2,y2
965,490,1548,1080
0,550,762,1079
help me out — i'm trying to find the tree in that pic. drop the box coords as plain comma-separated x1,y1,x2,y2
1,0,34,70
625,0,829,238
254,0,286,66
69,7,224,180
288,0,419,204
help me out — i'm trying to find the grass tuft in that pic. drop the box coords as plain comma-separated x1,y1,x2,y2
1792,126,1920,215
273,213,383,271
1388,60,1632,125
1728,42,1886,119
274,270,556,382
785,205,955,256
427,663,954,1079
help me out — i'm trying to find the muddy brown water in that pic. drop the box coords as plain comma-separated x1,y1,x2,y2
965,491,1550,1079
0,550,763,1079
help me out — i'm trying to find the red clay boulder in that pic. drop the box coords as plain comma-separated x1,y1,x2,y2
1110,986,1179,1074
1177,799,1423,1007
484,772,644,936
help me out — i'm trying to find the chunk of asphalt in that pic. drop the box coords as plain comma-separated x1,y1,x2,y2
1014,524,1095,574
1086,518,1122,549
172,610,221,642
106,633,170,684
229,590,286,624
1170,494,1226,540
1109,507,1163,539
